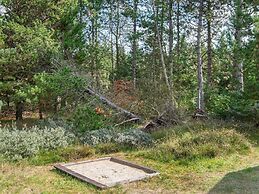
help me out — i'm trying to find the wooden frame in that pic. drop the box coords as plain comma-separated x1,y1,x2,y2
54,157,159,189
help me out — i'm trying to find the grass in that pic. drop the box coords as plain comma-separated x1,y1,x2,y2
1,120,259,193
146,128,251,162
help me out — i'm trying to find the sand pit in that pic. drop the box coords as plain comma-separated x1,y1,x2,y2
54,157,159,189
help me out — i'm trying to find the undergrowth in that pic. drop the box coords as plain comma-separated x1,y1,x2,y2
0,120,254,165
140,123,252,162
0,124,75,161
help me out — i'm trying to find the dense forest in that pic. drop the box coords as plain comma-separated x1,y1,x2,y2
0,1,259,193
0,0,258,121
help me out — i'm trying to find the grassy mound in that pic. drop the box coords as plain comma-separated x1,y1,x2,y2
142,128,251,162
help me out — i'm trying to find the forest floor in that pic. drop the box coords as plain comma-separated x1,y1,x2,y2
1,121,259,194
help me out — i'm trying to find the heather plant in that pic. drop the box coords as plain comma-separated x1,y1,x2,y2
142,128,251,162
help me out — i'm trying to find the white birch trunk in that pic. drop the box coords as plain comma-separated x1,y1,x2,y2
197,0,204,111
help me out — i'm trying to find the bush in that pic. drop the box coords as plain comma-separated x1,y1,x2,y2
207,91,257,120
71,105,109,133
115,129,154,147
80,128,154,148
80,128,116,145
144,128,251,161
0,125,75,160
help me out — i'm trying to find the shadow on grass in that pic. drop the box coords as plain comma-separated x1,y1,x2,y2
209,166,259,194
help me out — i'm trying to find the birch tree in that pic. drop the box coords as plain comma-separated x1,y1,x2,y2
233,0,244,92
132,0,138,89
197,0,204,111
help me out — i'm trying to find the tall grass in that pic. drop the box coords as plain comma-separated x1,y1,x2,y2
141,122,252,162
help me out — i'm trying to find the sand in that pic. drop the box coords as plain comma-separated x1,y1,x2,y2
64,158,156,187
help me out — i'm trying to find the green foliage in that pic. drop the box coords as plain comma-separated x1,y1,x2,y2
71,105,108,132
2,0,70,27
33,67,86,104
0,21,60,106
0,21,59,77
207,91,258,120
0,125,75,160
0,0,72,113
207,92,232,118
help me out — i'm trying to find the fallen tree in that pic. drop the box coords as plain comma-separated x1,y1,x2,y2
85,88,142,122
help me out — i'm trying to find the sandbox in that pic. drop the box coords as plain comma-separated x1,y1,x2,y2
54,157,159,189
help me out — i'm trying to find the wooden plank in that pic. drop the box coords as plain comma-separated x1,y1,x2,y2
54,164,108,189
110,157,158,174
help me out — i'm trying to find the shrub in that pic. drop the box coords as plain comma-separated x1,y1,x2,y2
207,91,257,120
0,125,75,160
115,129,154,147
80,128,116,145
144,128,251,161
80,128,154,148
71,105,108,133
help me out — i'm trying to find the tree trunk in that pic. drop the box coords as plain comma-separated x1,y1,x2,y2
233,0,244,92
168,0,173,87
207,0,212,86
85,87,141,121
90,17,95,86
115,0,120,72
94,14,100,89
153,0,171,94
109,2,114,83
39,101,43,119
132,0,138,89
153,0,176,106
176,0,180,63
197,0,204,111
15,101,23,120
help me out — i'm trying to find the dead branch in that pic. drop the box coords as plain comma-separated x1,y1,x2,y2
114,118,140,127
85,87,141,121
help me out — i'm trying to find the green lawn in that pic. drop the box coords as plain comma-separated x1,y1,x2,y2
1,148,259,193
